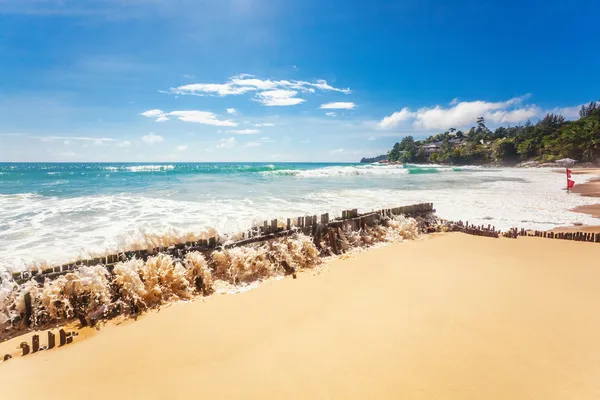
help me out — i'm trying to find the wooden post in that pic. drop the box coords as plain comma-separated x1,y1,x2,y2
59,329,67,347
24,292,32,327
32,334,39,353
20,342,30,356
48,332,56,349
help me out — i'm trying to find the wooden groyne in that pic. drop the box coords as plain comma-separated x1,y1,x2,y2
2,329,77,362
6,203,436,286
444,221,600,243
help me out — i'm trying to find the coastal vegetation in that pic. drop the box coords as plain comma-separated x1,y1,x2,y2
381,101,600,165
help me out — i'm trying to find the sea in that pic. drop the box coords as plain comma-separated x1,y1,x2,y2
0,162,598,272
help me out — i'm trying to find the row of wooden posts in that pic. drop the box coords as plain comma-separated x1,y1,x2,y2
7,203,435,286
451,221,501,238
2,329,76,362
451,221,600,243
522,229,600,243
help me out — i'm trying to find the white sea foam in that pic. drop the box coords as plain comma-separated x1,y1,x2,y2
102,165,175,172
1,167,598,273
261,164,481,177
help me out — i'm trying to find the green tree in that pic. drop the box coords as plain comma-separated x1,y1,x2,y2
492,138,519,162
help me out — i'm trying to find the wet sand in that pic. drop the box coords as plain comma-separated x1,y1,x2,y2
2,234,600,399
559,168,600,220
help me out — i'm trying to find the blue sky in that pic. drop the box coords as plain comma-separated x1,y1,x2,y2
1,0,599,162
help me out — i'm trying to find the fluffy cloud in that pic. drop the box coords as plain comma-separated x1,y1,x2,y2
140,109,164,118
226,129,259,134
245,142,261,147
331,148,344,154
175,144,189,151
320,102,356,109
117,141,132,147
226,108,237,114
141,133,163,145
255,123,275,127
325,112,337,117
141,109,237,126
255,89,305,106
217,137,236,149
166,74,351,107
377,95,553,130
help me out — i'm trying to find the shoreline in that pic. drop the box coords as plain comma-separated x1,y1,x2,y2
566,169,600,219
2,234,600,399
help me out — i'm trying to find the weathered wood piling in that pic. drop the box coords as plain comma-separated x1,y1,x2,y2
4,203,435,286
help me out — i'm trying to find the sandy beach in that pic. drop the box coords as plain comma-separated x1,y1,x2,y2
567,168,600,218
2,233,600,400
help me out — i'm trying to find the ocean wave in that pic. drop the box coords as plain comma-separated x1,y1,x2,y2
103,165,176,172
260,164,478,177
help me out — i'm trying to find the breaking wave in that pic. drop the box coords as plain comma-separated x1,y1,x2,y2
261,164,479,177
0,215,421,335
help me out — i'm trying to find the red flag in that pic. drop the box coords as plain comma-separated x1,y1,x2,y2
567,179,575,189
567,169,572,178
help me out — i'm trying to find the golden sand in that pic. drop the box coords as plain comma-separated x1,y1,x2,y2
2,234,600,399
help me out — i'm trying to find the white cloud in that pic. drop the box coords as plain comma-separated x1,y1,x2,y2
377,95,544,130
175,144,189,151
63,140,71,145
93,139,104,146
166,74,350,107
226,129,259,135
260,136,276,143
331,148,344,154
117,141,132,147
217,137,236,149
551,105,581,120
140,109,164,118
255,123,275,127
140,109,237,126
226,108,237,114
320,102,356,109
141,133,164,145
450,98,459,105
245,142,261,147
255,89,305,106
325,112,337,117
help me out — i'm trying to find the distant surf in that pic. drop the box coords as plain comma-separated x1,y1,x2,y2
0,162,598,272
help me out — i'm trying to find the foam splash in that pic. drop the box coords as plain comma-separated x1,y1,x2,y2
0,217,422,337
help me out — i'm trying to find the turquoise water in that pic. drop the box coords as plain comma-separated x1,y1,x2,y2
0,162,597,271
0,162,469,197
